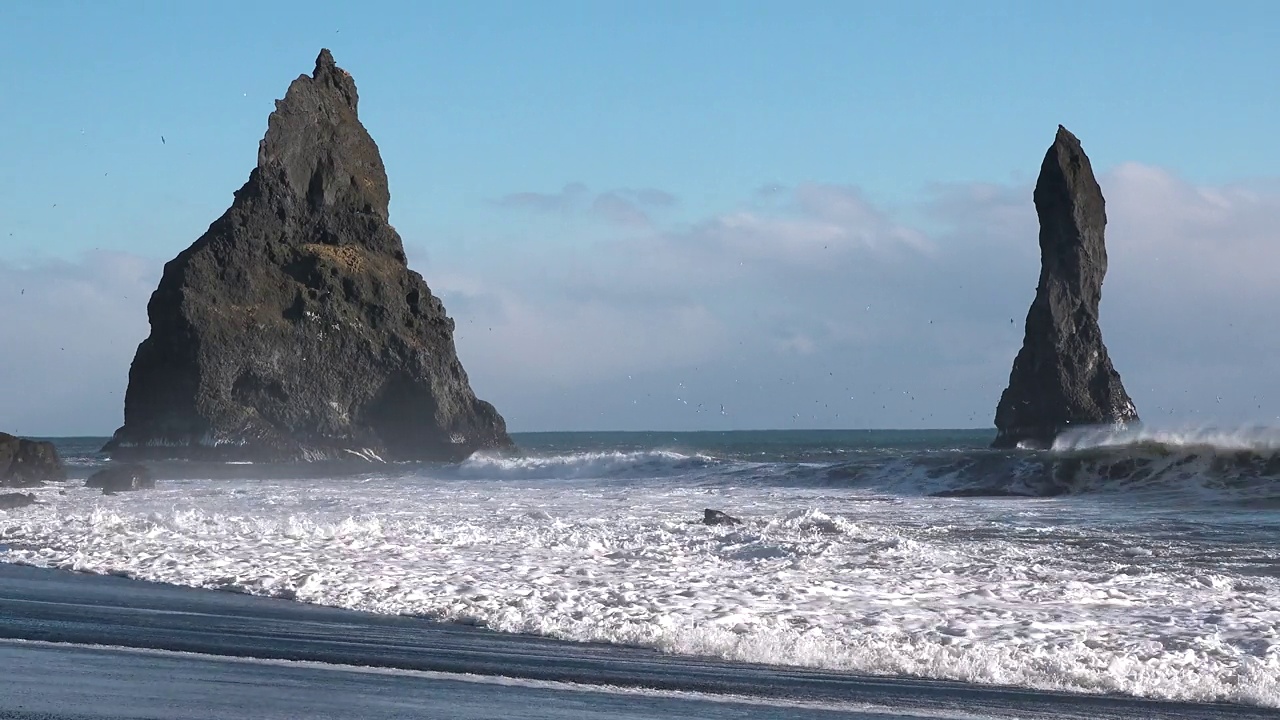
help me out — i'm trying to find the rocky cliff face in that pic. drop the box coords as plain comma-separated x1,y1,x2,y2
0,433,65,487
105,49,512,462
993,126,1138,448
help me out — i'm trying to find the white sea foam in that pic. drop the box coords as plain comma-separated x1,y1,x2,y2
1053,424,1280,453
3,465,1279,707
454,450,716,480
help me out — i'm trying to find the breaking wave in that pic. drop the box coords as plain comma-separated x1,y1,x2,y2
425,430,1280,505
5,429,1280,707
730,426,1277,505
1053,424,1280,453
4,469,1279,707
453,450,721,481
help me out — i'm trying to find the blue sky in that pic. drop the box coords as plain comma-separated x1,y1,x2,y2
3,2,1280,434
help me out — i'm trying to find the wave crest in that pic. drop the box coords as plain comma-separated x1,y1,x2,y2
456,450,718,480
1053,424,1280,454
809,426,1280,504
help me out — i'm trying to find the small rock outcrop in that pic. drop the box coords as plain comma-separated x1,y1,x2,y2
86,464,155,494
993,126,1138,448
0,492,37,510
703,509,741,526
0,433,66,487
104,49,512,462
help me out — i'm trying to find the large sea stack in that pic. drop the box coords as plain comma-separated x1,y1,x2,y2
105,49,511,462
993,126,1138,448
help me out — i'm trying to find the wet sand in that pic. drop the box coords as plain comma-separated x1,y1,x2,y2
0,563,1272,720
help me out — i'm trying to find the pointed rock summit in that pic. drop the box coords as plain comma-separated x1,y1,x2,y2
106,50,512,462
993,126,1138,448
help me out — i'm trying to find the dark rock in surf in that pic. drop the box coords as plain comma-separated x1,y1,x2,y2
86,464,155,494
993,126,1138,449
703,509,741,526
104,49,512,463
0,492,37,510
0,433,66,488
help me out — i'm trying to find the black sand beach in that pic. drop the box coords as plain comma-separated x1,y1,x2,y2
0,563,1273,720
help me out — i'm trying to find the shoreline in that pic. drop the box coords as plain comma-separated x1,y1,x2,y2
0,562,1273,719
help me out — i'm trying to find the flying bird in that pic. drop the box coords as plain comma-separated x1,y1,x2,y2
161,136,166,145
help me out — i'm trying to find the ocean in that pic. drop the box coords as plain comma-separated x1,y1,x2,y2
2,428,1279,713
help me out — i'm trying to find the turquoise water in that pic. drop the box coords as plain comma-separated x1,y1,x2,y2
512,429,995,461
49,429,995,465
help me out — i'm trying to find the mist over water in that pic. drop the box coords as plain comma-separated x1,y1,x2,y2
3,429,1280,707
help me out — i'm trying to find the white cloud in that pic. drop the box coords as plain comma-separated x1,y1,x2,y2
0,251,157,435
434,273,728,389
1106,163,1280,294
443,168,1280,430
494,182,589,213
590,192,651,228
1098,165,1280,422
7,165,1280,434
495,184,677,228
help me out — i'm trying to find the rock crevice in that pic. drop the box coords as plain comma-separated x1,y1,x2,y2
105,49,512,462
993,126,1138,448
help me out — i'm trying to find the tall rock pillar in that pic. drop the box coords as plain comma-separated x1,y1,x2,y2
993,126,1138,448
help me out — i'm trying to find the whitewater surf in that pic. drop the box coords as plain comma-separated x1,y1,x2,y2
2,429,1278,707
